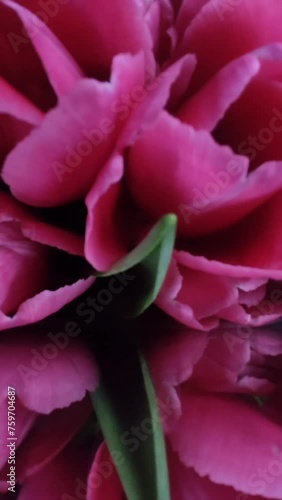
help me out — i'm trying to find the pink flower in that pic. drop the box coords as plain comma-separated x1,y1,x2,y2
82,1,282,330
147,316,282,499
2,0,282,330
0,322,99,495
0,0,186,329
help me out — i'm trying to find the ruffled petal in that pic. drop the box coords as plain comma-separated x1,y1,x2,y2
168,441,270,500
0,327,99,413
169,389,282,499
2,53,147,206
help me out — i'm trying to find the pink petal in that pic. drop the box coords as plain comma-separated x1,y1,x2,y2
169,389,282,498
117,55,193,149
0,115,33,166
17,0,154,77
18,442,90,500
0,326,99,413
148,306,256,396
167,54,197,110
0,195,53,315
178,53,260,131
148,324,209,387
156,256,219,330
0,1,56,110
1,0,83,97
161,235,282,328
0,77,43,125
0,193,88,328
85,153,148,271
176,266,239,320
191,328,252,392
129,110,249,236
0,276,95,331
85,59,192,270
176,246,282,283
237,377,274,396
85,155,129,270
0,193,84,256
17,398,92,481
87,442,124,500
0,222,49,315
145,0,174,63
0,193,89,328
153,302,281,396
148,323,209,429
251,329,282,357
179,190,282,278
215,44,282,169
3,53,189,209
2,53,147,207
168,441,267,500
157,246,282,329
177,0,282,94
238,284,267,308
129,110,282,238
21,219,84,257
175,0,210,40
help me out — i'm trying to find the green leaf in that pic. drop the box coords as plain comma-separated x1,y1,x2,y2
91,333,170,500
93,214,177,317
139,353,170,500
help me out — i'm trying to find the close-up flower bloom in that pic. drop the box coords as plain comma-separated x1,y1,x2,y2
1,0,282,499
1,0,282,330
